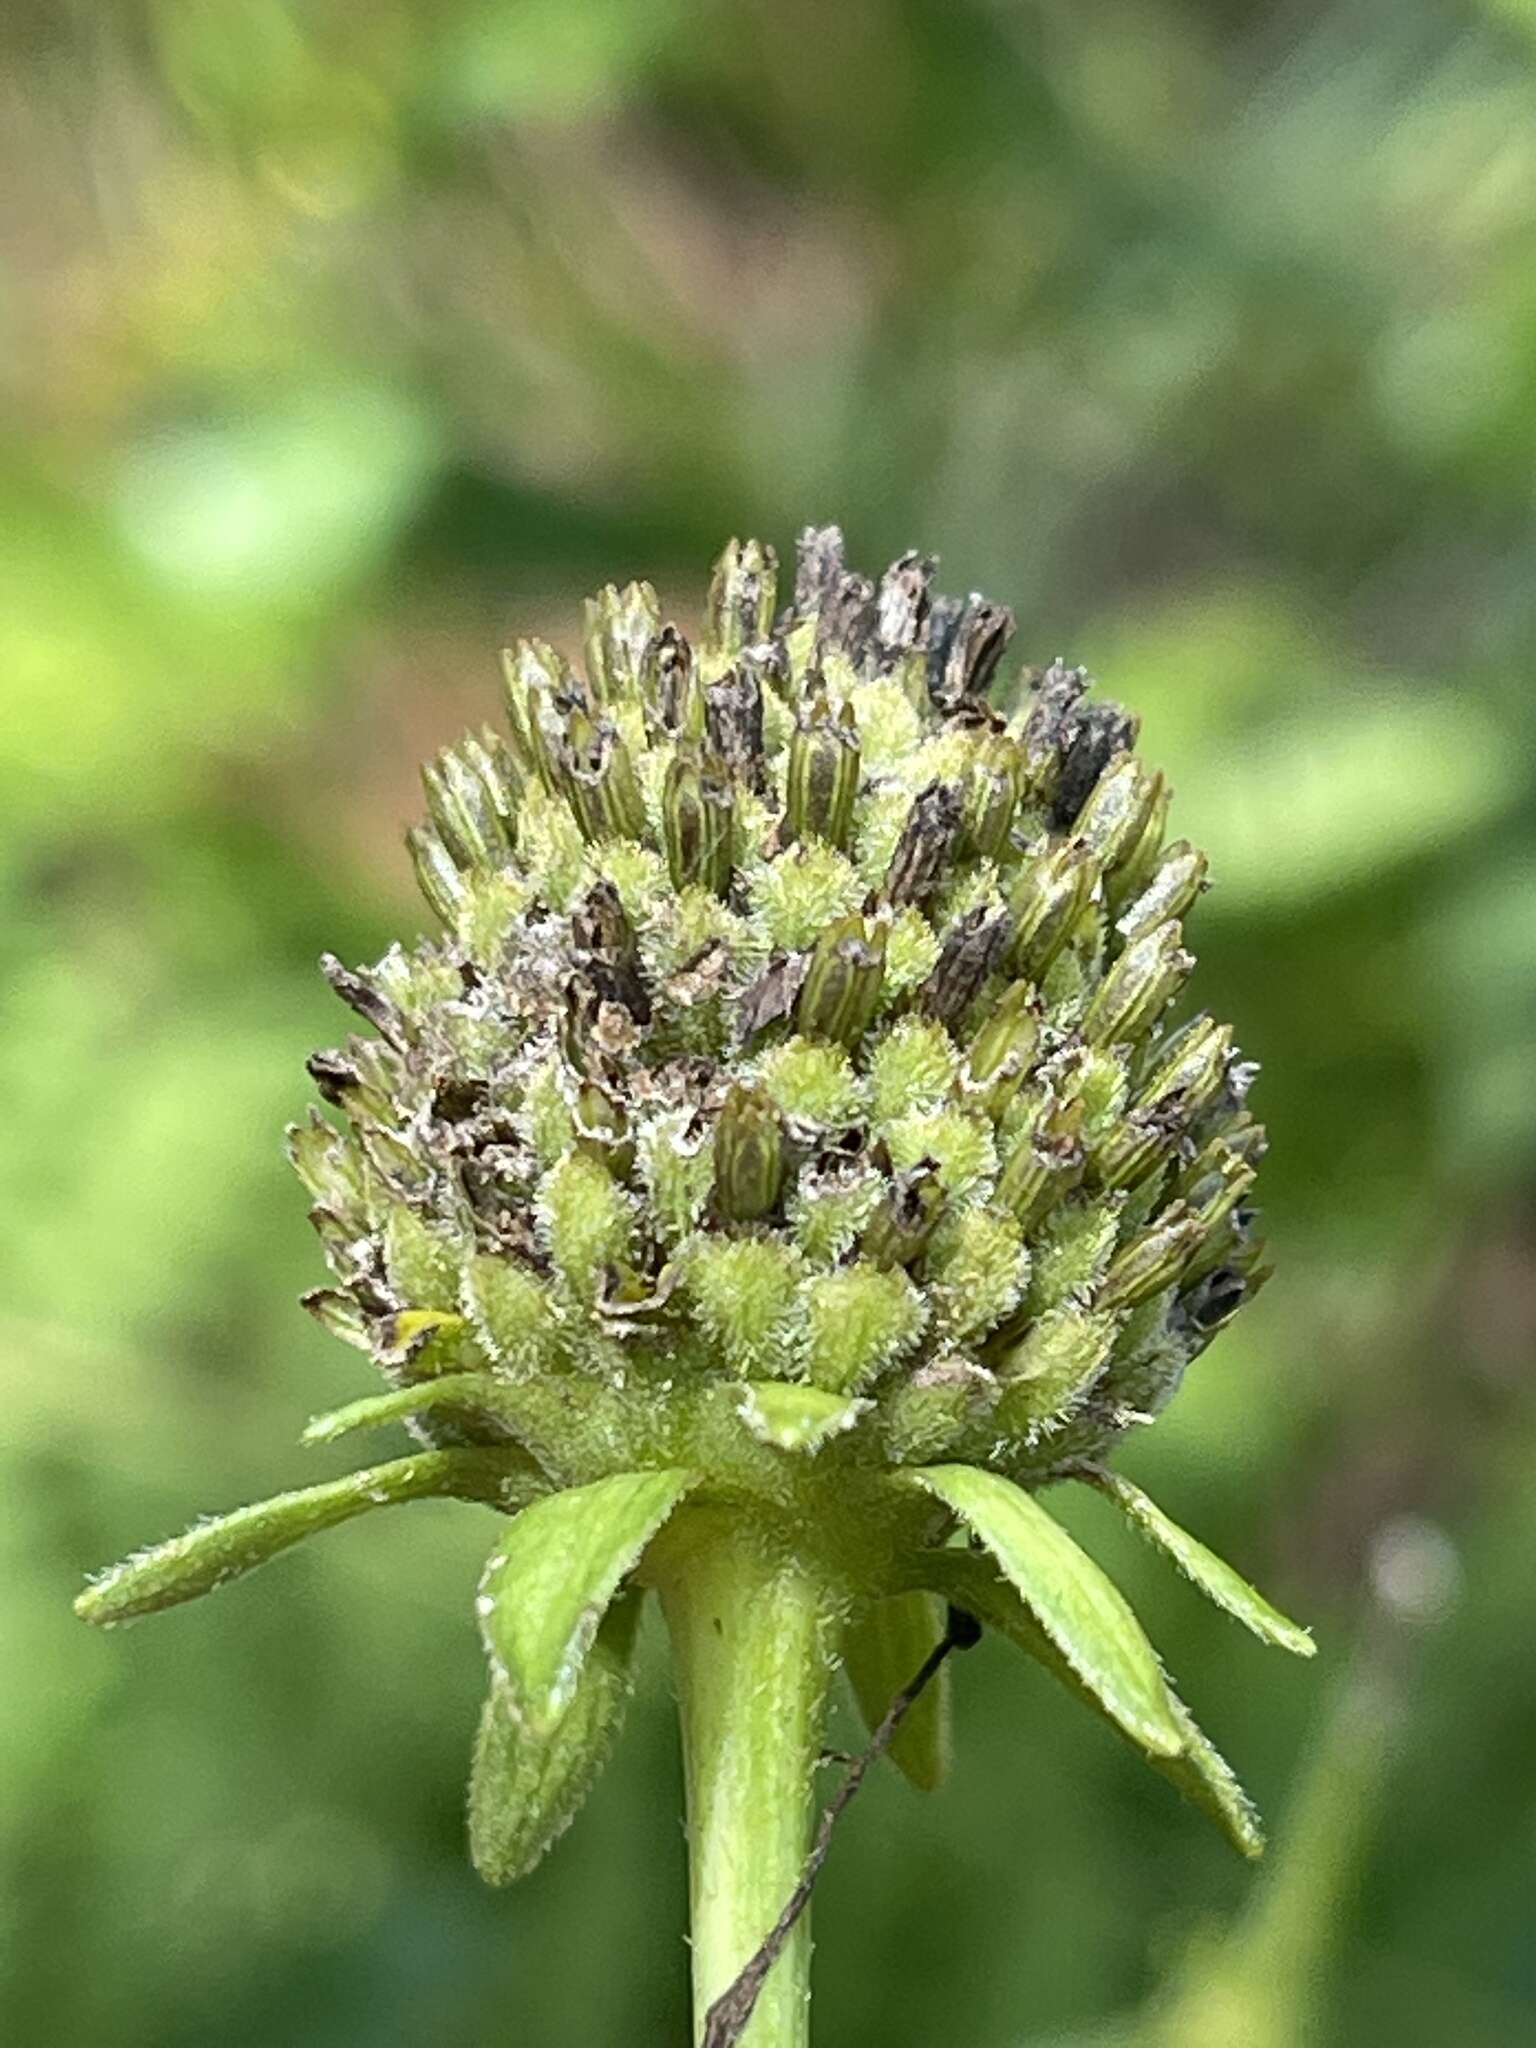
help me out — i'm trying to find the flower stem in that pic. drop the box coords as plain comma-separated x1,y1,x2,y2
657,1514,838,2048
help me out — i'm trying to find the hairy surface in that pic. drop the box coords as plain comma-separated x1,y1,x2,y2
290,526,1267,1515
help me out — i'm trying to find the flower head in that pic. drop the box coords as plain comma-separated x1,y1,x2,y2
77,527,1311,1881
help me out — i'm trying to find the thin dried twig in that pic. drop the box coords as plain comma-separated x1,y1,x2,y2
701,1605,981,2048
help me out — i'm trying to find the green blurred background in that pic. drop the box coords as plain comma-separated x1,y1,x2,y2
5,1,1536,2042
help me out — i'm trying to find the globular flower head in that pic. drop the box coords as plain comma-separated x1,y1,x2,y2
78,528,1310,1880
296,526,1266,1489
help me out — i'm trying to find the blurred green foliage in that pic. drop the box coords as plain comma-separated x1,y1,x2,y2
4,1,1534,2042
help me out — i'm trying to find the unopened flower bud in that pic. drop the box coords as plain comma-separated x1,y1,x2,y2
993,1307,1120,1433
1184,1150,1258,1239
1081,919,1193,1048
1008,841,1097,978
785,692,860,848
583,581,660,704
305,1047,394,1126
421,744,512,871
1097,1205,1206,1310
1104,774,1172,916
1117,839,1209,942
1074,756,1165,875
406,824,467,922
1135,1014,1234,1123
1091,1103,1184,1193
83,525,1290,1926
564,718,647,843
883,1358,993,1463
797,912,888,1046
995,1096,1086,1231
573,1081,635,1178
957,732,1023,862
963,981,1042,1120
500,639,572,791
1172,1121,1267,1204
713,1085,787,1222
663,748,735,896
707,537,778,658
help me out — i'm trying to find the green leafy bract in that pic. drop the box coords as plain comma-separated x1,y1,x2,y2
478,1468,695,1734
300,1373,508,1447
1082,1468,1315,1657
903,1464,1182,1757
915,1548,1263,1858
75,1449,537,1626
470,1587,643,1885
843,1590,950,1792
737,1381,868,1453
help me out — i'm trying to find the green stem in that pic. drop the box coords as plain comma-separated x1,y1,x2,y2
657,1514,838,2048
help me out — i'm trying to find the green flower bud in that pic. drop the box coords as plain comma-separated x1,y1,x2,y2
572,1080,636,1180
1117,839,1209,942
1008,841,1097,978
785,691,860,848
406,823,467,923
1185,1149,1258,1238
707,536,778,658
1171,1119,1267,1204
797,911,888,1045
1135,1014,1234,1122
500,639,573,791
1091,1105,1181,1193
563,716,647,844
963,981,1042,1120
583,580,660,704
1073,756,1166,875
421,745,511,871
957,730,1023,862
287,1112,368,1224
1179,1149,1261,1284
995,1097,1086,1232
993,1305,1120,1433
663,746,735,896
1081,919,1194,1048
1098,1204,1207,1311
82,526,1292,1945
882,1357,993,1462
1103,773,1172,916
713,1085,787,1222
